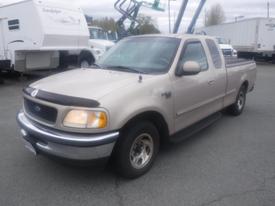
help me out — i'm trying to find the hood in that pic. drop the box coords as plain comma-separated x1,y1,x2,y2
30,69,148,101
89,39,115,49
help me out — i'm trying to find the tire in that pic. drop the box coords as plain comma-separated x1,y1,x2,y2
79,58,91,68
8,69,21,78
272,54,275,64
227,85,247,116
78,53,94,68
59,52,69,69
114,121,160,179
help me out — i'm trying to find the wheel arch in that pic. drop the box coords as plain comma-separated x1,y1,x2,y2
120,111,170,144
242,80,249,92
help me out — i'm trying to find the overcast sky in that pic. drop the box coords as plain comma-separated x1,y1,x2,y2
75,0,274,33
1,0,274,32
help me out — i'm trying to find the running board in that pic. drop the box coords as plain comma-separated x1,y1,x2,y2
170,112,222,143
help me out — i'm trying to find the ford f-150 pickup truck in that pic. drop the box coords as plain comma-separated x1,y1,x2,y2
17,34,257,178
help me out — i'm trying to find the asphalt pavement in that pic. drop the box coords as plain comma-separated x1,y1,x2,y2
0,64,275,206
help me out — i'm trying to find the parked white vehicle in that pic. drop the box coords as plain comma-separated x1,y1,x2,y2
0,0,97,72
196,18,275,61
216,37,237,57
88,26,115,60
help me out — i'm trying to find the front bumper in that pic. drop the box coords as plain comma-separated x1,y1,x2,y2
16,112,119,160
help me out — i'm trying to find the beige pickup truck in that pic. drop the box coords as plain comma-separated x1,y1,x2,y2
17,34,257,178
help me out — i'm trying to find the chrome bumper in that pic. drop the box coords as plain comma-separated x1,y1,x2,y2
16,112,119,160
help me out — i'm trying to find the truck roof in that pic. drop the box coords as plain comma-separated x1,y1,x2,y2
127,33,216,40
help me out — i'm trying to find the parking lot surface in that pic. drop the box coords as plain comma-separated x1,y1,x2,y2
0,64,275,206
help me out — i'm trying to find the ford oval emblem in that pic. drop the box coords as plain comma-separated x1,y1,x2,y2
34,105,41,112
31,89,39,97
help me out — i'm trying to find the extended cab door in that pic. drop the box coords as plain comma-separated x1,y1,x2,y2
172,39,226,133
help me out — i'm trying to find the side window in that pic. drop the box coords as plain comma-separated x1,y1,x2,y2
8,19,20,31
206,39,222,69
179,41,208,71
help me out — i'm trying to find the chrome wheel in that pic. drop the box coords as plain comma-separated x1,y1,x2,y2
237,90,245,110
130,133,154,169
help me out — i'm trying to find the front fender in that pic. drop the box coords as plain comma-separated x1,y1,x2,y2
116,105,173,134
100,75,175,134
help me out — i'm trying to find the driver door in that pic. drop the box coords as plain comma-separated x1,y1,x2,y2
172,40,222,132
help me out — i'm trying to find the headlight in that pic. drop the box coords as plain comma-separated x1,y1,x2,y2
63,110,107,129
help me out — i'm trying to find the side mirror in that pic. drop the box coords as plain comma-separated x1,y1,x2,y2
180,61,201,76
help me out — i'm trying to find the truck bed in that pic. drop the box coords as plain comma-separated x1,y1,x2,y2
225,56,255,68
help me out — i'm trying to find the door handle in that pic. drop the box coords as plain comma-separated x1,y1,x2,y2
208,80,215,85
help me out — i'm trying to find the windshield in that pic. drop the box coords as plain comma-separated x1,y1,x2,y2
89,28,107,40
217,37,230,44
97,37,180,74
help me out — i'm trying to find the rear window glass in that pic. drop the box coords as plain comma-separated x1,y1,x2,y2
206,39,222,69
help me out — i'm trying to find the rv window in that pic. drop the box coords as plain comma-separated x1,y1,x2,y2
8,19,20,31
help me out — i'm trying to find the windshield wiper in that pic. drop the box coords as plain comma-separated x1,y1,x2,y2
105,65,147,74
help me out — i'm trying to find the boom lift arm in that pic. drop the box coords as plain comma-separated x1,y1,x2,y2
114,0,164,39
114,0,206,38
173,0,206,34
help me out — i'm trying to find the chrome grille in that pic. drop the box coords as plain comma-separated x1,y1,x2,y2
24,98,57,124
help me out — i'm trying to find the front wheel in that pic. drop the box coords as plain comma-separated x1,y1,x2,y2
114,121,159,179
227,85,247,116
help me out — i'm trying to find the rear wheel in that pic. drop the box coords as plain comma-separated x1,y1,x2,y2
114,121,159,179
79,59,91,68
78,52,94,68
227,85,247,116
272,54,275,64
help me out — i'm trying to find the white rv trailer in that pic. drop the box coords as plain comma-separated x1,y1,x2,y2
196,18,275,61
0,0,98,72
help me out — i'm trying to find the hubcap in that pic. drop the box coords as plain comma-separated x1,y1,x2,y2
80,60,90,68
237,91,245,110
130,133,154,169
